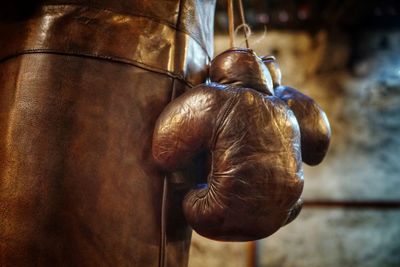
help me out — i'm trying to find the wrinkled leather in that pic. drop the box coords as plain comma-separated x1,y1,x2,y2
262,55,281,88
40,0,216,57
0,1,215,267
210,48,274,95
0,2,214,86
274,86,331,165
153,49,304,241
263,56,331,165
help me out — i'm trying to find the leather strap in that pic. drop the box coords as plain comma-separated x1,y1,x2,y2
159,175,168,267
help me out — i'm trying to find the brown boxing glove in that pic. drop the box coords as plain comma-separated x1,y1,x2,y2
152,49,304,241
262,56,331,166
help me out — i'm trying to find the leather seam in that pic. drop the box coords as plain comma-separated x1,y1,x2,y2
184,89,242,215
0,50,195,88
176,0,184,30
191,88,240,202
206,88,240,198
210,89,241,150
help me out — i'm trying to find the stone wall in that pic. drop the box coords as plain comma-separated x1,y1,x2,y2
188,30,400,267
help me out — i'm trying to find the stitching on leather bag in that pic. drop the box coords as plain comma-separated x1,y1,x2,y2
0,50,196,88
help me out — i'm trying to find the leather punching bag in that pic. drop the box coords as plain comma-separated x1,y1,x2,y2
0,1,216,266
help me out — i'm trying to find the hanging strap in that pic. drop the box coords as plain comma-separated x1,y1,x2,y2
238,0,250,48
227,0,235,48
158,175,168,267
227,0,251,49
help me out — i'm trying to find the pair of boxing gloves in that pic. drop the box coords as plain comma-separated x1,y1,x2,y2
152,48,331,241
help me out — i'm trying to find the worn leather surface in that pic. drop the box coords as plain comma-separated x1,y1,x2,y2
153,49,305,241
0,1,215,266
209,48,274,95
0,2,214,86
263,56,331,165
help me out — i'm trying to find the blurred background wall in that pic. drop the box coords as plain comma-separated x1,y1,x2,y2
189,0,400,266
